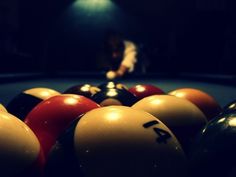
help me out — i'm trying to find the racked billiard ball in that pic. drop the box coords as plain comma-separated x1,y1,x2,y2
45,106,187,177
98,81,128,91
0,111,44,177
128,84,165,100
189,113,236,177
132,95,207,152
169,88,222,120
24,94,100,157
63,84,99,98
7,87,60,120
91,88,137,106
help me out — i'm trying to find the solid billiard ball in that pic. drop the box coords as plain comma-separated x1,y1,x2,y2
91,88,137,106
24,94,100,157
128,84,165,100
132,95,207,152
45,106,187,177
169,88,222,120
98,81,128,91
7,87,60,120
189,113,236,177
63,84,98,98
0,111,44,177
0,104,7,112
106,70,116,80
222,99,236,115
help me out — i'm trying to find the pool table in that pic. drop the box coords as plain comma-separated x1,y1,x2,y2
0,72,235,108
0,71,236,177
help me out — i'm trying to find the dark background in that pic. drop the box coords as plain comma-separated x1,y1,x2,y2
0,0,235,74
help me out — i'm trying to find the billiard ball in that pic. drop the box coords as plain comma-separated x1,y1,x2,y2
91,88,137,106
132,95,207,152
169,88,222,120
45,106,187,177
222,99,236,115
7,87,60,120
0,111,44,177
106,70,116,80
98,81,128,90
0,104,7,112
189,113,236,177
128,84,165,100
24,94,100,157
63,84,99,98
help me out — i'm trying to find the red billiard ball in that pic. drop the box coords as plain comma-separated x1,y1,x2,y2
128,84,165,100
24,94,100,157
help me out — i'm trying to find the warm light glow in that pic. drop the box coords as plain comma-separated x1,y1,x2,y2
136,85,145,92
64,97,78,105
229,118,236,127
0,114,11,120
0,104,7,112
217,118,226,124
39,91,51,98
105,112,120,121
90,87,101,95
116,84,127,90
229,104,236,109
174,92,186,98
25,88,60,100
150,99,163,105
24,126,31,132
107,89,118,97
107,82,115,89
81,84,90,92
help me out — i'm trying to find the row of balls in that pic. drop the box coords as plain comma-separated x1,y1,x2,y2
5,81,228,121
62,81,225,120
0,82,236,177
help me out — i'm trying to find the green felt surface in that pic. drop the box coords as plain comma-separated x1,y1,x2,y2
0,77,235,108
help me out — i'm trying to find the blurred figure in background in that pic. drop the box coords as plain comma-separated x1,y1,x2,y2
97,30,149,80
